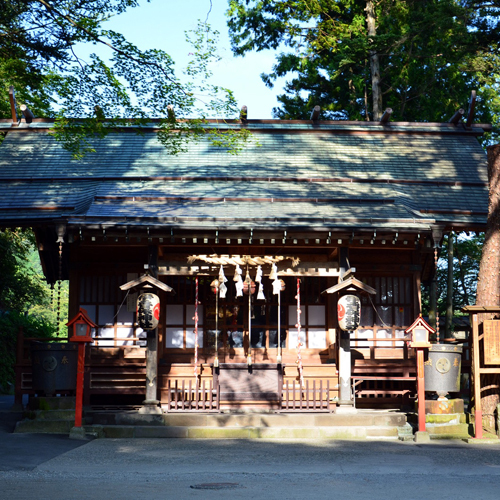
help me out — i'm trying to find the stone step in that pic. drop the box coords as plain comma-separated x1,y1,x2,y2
90,410,407,429
13,409,410,440
28,396,76,411
426,422,471,439
88,424,403,440
26,409,76,421
14,418,74,434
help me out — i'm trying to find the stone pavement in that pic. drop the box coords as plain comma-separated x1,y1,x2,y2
2,395,500,500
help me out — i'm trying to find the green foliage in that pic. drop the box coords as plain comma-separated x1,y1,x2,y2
0,229,63,391
49,23,249,158
0,311,57,392
227,0,500,140
1,2,250,157
421,232,483,325
0,229,46,313
0,0,144,120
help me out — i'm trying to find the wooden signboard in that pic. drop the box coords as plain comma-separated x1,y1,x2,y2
484,320,500,365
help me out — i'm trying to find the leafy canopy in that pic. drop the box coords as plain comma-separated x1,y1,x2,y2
0,0,250,157
227,0,500,139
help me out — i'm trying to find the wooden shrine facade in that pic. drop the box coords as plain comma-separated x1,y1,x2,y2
0,114,490,411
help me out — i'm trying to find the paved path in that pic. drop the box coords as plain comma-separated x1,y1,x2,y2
2,396,500,499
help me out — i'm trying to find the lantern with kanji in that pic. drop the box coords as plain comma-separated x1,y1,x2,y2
137,292,160,331
323,274,376,331
338,294,361,331
120,274,173,331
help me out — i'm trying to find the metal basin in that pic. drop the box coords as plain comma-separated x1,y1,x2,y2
424,344,462,398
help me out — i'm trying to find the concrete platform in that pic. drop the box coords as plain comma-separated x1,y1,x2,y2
14,406,411,440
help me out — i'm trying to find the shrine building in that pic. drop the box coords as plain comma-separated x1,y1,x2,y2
0,107,490,412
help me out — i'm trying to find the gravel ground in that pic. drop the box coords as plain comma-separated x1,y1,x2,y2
2,396,500,500
2,437,500,499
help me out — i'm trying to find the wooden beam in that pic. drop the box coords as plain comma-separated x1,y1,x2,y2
167,104,175,120
158,260,340,277
466,90,476,128
448,108,464,125
380,108,392,123
8,86,18,124
310,105,321,121
20,104,34,124
240,105,248,122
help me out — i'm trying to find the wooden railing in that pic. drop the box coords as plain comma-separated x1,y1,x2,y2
281,379,332,412
352,361,417,408
165,379,220,412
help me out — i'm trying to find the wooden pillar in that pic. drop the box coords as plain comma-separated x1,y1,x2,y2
338,248,352,406
472,313,482,439
416,348,426,432
140,245,162,414
74,343,86,428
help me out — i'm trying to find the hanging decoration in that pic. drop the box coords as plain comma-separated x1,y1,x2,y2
234,264,244,297
255,265,266,301
295,278,305,388
56,236,63,335
210,278,220,368
219,265,228,299
137,292,160,331
193,277,199,378
434,247,440,340
271,269,282,363
246,268,253,366
338,295,361,331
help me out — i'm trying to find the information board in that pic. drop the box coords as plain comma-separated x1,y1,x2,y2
484,320,500,365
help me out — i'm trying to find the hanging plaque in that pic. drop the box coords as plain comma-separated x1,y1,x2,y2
484,320,500,365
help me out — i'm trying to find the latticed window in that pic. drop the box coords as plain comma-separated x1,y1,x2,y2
354,275,414,349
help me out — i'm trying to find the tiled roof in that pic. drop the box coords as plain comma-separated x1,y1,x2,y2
0,120,489,231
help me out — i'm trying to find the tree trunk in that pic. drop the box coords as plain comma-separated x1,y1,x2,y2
365,1,382,121
476,144,500,432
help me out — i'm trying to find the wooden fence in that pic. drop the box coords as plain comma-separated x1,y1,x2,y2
165,379,220,412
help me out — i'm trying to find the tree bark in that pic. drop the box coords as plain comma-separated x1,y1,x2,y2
365,1,382,121
476,144,500,432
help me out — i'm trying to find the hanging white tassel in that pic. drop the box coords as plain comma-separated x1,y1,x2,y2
269,263,278,281
255,265,263,283
235,277,244,297
219,282,227,299
257,282,266,301
272,278,282,295
219,265,227,283
233,264,242,281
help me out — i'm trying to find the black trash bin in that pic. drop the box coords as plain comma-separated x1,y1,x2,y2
30,341,78,396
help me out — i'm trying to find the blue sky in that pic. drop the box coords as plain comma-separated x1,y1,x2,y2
82,0,284,119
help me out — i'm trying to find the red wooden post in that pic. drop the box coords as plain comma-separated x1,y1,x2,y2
67,308,96,436
416,348,426,432
74,343,86,428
